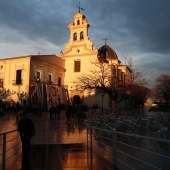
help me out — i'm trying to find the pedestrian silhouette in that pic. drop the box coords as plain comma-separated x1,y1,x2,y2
18,111,35,170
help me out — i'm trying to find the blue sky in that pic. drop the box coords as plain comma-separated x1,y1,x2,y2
0,0,170,87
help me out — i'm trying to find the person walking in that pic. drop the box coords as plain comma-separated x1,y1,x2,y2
18,111,35,170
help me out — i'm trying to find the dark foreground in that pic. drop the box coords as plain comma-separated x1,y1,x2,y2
1,111,114,170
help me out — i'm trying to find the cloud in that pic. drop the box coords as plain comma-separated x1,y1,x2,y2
0,0,71,44
0,0,170,87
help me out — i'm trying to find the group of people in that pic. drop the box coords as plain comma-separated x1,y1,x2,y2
48,103,88,123
65,104,87,123
0,100,20,114
49,104,63,119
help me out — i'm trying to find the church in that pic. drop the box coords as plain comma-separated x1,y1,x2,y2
59,10,132,110
0,9,132,111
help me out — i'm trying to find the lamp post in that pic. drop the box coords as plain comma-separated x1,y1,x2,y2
101,92,105,113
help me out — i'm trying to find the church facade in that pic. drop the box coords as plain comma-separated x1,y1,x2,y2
59,11,132,110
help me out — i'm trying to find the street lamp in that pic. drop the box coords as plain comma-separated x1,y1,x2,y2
101,92,105,113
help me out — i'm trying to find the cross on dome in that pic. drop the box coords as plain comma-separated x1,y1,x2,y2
103,37,108,45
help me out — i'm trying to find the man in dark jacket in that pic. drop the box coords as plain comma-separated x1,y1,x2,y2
18,112,35,170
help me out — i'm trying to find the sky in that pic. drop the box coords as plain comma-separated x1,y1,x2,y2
0,0,170,88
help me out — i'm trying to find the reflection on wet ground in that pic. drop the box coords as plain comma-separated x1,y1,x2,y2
0,113,18,133
0,111,115,170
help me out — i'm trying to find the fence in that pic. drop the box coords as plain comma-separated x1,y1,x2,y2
0,130,21,170
87,126,170,170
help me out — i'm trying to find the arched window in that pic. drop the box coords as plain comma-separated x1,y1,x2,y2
80,31,84,40
73,33,77,41
77,20,80,25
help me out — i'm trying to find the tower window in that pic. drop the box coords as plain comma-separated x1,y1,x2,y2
77,20,80,25
16,70,22,84
80,31,84,40
74,60,81,72
73,32,77,41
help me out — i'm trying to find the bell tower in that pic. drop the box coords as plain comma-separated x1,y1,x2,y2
65,12,94,52
59,10,97,105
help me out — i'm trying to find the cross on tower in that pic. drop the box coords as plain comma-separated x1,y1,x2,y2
103,37,108,45
77,2,84,13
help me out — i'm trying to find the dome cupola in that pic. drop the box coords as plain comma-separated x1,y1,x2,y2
97,45,118,63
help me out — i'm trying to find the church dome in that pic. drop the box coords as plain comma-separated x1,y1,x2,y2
97,45,118,63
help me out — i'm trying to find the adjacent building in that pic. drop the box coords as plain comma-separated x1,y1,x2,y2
0,55,66,109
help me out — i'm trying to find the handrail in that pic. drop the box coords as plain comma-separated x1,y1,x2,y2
1,126,170,170
117,131,170,143
87,126,170,170
0,129,21,170
0,129,17,135
89,126,170,143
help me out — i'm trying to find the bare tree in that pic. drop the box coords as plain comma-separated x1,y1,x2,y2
154,74,170,102
127,57,148,86
125,57,149,106
154,74,170,139
73,59,128,113
73,57,149,113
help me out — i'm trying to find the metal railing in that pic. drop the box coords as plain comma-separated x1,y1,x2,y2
0,130,21,170
87,126,170,170
1,126,170,170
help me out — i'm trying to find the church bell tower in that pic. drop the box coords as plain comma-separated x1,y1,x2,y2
59,8,97,104
64,11,94,53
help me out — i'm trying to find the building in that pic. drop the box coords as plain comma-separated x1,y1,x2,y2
59,11,132,110
0,55,66,109
0,10,132,111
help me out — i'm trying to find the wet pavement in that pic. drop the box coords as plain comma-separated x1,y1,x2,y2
0,111,114,170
